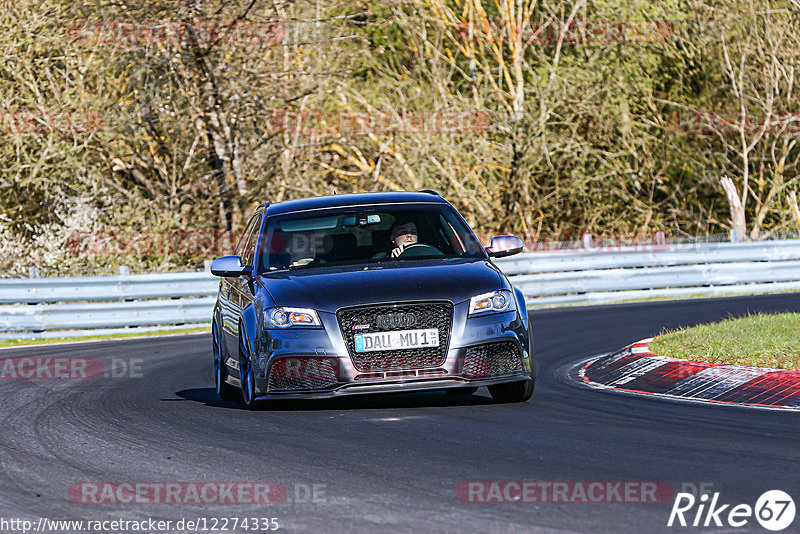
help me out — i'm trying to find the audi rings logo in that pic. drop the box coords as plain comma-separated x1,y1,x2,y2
375,312,417,329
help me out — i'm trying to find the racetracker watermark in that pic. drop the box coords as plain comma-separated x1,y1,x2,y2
1,517,279,533
69,482,326,505
668,489,795,530
0,357,143,380
265,356,440,381
517,231,669,253
1,109,103,135
456,19,674,44
265,352,521,382
270,110,491,135
66,231,239,257
71,482,286,505
457,481,674,503
67,20,286,46
670,110,800,136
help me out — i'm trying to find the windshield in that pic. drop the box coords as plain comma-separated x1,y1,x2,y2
258,204,485,273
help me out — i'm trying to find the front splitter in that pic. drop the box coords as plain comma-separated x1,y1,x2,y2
254,374,532,401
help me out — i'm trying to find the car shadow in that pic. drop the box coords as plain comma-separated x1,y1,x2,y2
174,387,497,411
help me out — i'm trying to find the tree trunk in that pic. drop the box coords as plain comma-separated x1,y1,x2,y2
720,175,747,240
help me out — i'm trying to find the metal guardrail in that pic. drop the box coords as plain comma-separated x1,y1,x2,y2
0,272,219,340
1,297,216,331
0,271,219,304
494,239,800,307
496,240,800,274
2,239,800,339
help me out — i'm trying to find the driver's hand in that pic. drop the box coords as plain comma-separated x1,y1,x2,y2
391,244,405,258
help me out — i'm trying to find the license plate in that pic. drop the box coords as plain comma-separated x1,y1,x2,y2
354,328,439,352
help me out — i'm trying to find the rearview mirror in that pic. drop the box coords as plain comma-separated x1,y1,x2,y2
210,255,251,277
343,213,382,227
485,235,524,258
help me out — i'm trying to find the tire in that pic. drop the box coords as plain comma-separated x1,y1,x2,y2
446,387,479,395
212,320,237,401
488,379,534,403
238,327,260,410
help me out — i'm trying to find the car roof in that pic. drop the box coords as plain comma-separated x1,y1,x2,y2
265,191,447,216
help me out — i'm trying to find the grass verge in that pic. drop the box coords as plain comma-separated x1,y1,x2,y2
649,312,800,370
0,326,210,348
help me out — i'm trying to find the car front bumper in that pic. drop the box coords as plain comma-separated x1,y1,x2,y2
242,306,533,400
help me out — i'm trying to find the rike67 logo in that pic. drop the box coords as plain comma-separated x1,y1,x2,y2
668,490,795,531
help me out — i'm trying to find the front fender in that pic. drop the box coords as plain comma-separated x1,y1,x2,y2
514,286,534,360
240,303,260,357
514,287,528,326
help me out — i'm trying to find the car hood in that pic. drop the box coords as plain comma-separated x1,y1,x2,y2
259,259,504,312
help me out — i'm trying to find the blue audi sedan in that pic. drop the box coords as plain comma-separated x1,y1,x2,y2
210,191,534,408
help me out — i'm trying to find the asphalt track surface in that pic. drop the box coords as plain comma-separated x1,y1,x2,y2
1,294,800,534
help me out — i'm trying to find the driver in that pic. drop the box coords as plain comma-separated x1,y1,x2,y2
390,220,419,257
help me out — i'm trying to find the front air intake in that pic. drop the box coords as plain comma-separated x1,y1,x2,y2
462,341,523,378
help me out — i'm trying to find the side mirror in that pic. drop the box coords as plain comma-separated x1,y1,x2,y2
485,235,524,258
210,255,252,277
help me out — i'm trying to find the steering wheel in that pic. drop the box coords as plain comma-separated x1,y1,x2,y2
397,243,444,258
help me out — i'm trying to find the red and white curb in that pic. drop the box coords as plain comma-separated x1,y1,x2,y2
579,339,800,410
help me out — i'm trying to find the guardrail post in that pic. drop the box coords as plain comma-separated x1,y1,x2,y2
583,233,593,249
28,266,40,278
204,259,212,273
119,265,130,276
729,229,739,243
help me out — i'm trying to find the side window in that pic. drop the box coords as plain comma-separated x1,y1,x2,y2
235,216,257,257
237,214,262,266
245,214,263,266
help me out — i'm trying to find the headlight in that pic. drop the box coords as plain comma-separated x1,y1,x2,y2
469,290,515,316
264,307,322,328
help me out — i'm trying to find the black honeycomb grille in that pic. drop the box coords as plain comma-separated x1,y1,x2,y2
462,342,523,378
337,302,453,371
267,358,339,391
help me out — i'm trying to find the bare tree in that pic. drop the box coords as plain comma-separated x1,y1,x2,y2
689,1,800,239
